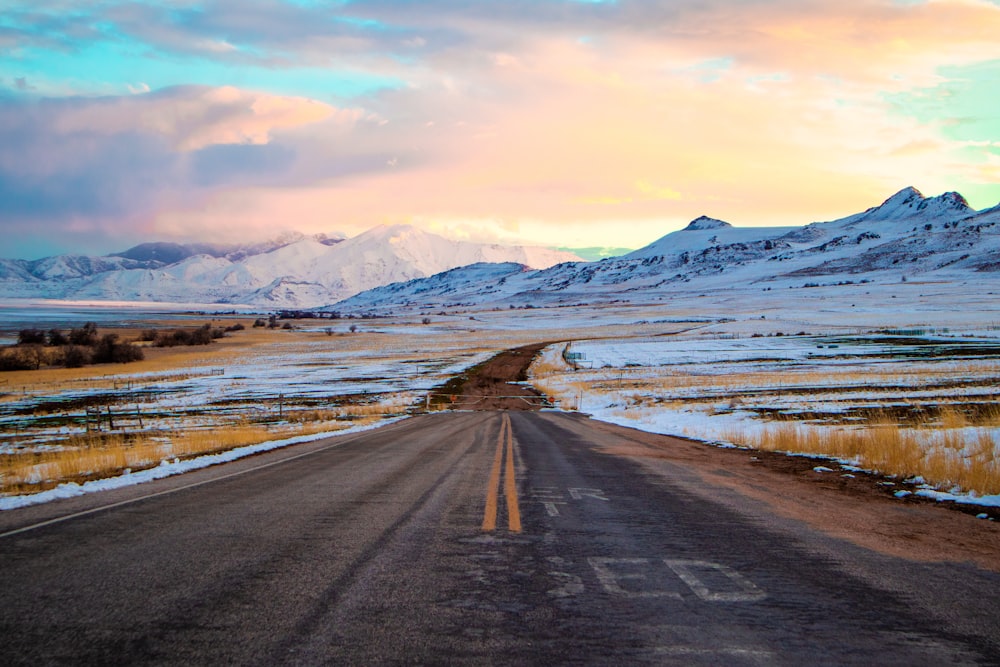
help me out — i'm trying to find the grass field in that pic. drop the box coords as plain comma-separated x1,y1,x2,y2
531,332,1000,497
7,306,1000,503
0,314,694,498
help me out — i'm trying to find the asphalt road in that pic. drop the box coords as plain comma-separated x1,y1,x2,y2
1,411,999,665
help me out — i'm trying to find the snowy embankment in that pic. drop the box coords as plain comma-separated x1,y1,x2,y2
0,418,405,511
531,333,1000,510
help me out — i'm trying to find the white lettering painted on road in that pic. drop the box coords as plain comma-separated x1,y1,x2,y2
528,487,568,516
644,625,773,663
568,488,609,501
663,559,767,602
547,570,585,598
541,502,565,516
546,558,584,598
587,557,683,599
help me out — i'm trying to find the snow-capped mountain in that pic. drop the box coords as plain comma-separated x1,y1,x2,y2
0,226,581,308
334,187,1000,313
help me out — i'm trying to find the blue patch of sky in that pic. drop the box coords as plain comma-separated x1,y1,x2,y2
909,61,998,142
687,57,734,84
558,246,633,261
0,2,408,101
0,38,403,102
886,59,1000,208
286,0,348,6
886,60,1000,150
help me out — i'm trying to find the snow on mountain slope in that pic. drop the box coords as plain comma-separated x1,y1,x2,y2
0,225,581,308
0,259,37,283
29,255,145,281
834,187,972,227
73,255,268,303
332,263,530,312
626,216,795,259
4,188,995,310
334,187,1000,314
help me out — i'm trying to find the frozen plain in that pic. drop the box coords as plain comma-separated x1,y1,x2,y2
2,273,1000,511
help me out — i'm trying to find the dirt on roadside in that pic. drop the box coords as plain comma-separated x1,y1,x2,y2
431,342,553,411
580,418,1000,571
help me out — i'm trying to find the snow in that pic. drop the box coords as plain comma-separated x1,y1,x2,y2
530,328,1000,508
4,186,1000,511
334,186,1000,316
625,218,794,259
0,417,405,511
0,225,581,309
914,489,1000,508
5,186,1000,313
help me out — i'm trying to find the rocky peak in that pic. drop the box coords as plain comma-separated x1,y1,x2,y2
684,216,732,231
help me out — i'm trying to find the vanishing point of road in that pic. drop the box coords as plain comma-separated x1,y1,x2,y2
1,348,999,665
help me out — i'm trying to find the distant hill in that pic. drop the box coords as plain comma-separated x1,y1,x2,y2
333,187,1000,314
0,226,581,308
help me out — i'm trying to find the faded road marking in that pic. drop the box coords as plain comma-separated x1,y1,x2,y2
568,488,609,501
588,557,767,602
482,413,521,533
664,559,767,602
588,557,683,599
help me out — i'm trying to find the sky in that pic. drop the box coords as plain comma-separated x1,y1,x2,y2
1,0,999,260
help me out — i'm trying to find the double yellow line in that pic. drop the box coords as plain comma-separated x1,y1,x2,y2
482,413,522,533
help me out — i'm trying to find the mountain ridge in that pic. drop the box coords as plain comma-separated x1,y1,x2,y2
4,187,997,310
0,226,580,308
333,187,1000,314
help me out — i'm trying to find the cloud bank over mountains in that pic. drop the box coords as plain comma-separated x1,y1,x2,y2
2,0,999,259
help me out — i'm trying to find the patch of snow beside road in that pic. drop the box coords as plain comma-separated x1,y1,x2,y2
0,417,405,511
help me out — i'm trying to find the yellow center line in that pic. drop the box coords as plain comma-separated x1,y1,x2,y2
481,413,522,533
503,413,522,533
481,415,505,531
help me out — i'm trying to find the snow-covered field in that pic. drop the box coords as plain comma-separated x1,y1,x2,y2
530,328,1000,507
0,312,694,504
0,417,404,511
4,285,1000,511
0,325,500,454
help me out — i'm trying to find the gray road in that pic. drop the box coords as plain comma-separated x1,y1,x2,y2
1,411,998,665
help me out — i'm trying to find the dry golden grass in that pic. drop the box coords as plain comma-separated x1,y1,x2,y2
0,317,699,497
531,342,1000,495
726,421,1000,496
0,328,264,399
0,419,368,496
530,355,1000,397
530,357,573,376
283,395,414,423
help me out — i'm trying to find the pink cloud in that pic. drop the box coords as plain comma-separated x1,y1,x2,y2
6,0,1000,255
50,86,343,151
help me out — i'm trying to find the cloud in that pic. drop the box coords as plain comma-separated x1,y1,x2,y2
43,85,338,151
3,0,1000,256
0,85,377,253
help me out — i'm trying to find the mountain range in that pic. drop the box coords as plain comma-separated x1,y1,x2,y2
0,226,581,308
332,187,1000,314
4,187,997,311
